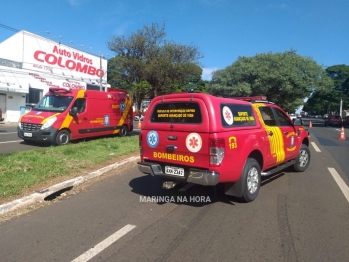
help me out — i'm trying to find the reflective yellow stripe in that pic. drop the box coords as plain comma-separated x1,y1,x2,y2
41,113,60,124
113,96,132,134
253,104,285,163
60,90,85,129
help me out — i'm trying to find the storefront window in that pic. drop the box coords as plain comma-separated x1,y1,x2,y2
26,87,42,105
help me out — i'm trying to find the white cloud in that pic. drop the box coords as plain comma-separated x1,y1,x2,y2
202,67,218,81
113,22,132,36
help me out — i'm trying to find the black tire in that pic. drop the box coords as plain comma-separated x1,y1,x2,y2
119,125,128,137
241,158,261,202
55,130,70,145
293,144,310,172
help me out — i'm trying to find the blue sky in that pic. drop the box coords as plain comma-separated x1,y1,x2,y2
0,0,348,80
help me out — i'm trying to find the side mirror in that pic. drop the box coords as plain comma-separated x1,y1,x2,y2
293,118,303,126
69,107,78,116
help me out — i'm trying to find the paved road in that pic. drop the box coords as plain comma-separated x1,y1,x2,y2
0,121,142,154
0,124,348,261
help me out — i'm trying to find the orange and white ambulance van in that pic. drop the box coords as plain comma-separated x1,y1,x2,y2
18,87,133,145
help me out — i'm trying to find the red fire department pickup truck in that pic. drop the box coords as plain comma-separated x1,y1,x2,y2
137,93,310,202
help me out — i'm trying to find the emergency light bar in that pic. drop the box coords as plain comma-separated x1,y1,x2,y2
49,87,72,94
231,96,267,101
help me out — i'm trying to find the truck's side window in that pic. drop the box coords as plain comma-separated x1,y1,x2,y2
72,98,86,113
259,107,277,126
220,104,256,127
274,108,293,126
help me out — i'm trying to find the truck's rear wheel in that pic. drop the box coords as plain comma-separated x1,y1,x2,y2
293,144,310,172
55,130,70,145
241,158,261,202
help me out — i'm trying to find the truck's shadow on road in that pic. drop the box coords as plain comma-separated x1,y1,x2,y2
129,172,287,207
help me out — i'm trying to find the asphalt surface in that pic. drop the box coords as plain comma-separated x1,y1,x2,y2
0,121,142,154
0,120,348,261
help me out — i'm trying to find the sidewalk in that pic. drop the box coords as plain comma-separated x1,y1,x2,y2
0,155,139,216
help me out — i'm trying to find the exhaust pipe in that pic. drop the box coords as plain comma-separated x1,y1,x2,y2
162,181,176,189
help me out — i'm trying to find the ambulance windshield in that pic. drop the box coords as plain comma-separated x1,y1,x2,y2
33,95,74,112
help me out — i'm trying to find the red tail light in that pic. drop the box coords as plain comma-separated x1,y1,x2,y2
209,138,225,166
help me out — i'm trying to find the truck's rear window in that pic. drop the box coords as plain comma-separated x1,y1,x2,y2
150,102,201,123
220,104,256,127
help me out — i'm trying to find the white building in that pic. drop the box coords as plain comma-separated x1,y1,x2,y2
0,30,108,122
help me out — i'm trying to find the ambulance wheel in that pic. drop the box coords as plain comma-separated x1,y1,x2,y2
293,144,310,172
119,125,128,137
55,130,70,145
241,158,261,202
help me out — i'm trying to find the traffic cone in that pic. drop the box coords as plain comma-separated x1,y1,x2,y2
339,126,346,140
309,121,312,128
137,118,141,128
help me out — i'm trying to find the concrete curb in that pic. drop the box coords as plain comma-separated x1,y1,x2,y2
0,155,139,216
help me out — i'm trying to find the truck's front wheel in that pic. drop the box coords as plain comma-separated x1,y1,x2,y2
55,130,70,145
241,158,261,202
293,144,310,172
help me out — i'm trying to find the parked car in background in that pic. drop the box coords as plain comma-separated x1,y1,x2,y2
344,116,349,127
134,113,145,121
323,114,329,119
0,108,4,122
324,114,342,127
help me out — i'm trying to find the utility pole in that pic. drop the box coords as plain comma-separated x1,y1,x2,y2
100,53,103,91
340,99,343,117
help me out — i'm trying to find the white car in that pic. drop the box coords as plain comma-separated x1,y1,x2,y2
289,114,297,121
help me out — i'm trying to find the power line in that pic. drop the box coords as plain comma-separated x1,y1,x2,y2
0,23,19,32
0,23,106,57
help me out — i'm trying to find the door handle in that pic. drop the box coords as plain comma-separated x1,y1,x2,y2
83,117,87,120
166,145,177,151
284,131,289,135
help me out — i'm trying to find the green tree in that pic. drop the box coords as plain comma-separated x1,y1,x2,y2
326,64,349,91
211,50,333,113
106,22,203,104
304,64,349,114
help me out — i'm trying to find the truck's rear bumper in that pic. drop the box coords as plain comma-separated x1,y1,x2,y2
137,161,220,186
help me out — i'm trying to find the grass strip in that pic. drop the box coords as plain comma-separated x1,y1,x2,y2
0,135,139,202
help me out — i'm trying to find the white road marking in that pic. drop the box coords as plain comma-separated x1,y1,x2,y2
71,224,136,262
0,132,17,135
0,140,22,144
328,168,349,203
179,183,194,192
311,142,321,152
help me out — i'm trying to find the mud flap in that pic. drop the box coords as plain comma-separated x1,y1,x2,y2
224,179,243,197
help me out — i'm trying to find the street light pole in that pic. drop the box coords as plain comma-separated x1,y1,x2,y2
340,99,343,117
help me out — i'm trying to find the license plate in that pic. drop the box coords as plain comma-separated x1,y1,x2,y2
165,166,184,177
24,132,32,137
